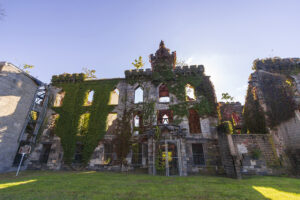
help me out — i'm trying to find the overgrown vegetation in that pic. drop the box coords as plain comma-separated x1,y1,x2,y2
217,121,234,134
243,84,268,134
112,97,133,166
52,78,119,165
126,64,217,123
259,72,296,128
244,58,299,131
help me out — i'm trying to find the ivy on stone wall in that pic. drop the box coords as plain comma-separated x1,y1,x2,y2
259,72,296,128
126,68,217,123
52,79,119,165
243,85,268,134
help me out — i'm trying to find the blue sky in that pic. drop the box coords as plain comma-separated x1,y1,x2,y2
1,0,299,103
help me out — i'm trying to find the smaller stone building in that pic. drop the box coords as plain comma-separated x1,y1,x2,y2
0,62,47,172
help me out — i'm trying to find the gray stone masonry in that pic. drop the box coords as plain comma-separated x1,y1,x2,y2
0,62,39,172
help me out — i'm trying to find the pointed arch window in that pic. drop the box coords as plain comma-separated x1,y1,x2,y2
134,115,140,127
157,110,173,125
185,84,196,101
54,90,65,107
108,88,119,105
106,113,118,131
134,87,143,103
77,113,90,136
84,90,94,106
159,84,170,102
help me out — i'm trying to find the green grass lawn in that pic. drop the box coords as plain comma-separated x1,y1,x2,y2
0,171,299,200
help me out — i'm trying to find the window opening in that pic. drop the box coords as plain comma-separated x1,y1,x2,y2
85,90,94,106
104,143,113,165
54,91,65,107
134,87,143,103
106,113,118,131
192,144,205,165
159,84,170,102
188,109,201,133
185,84,196,101
131,143,143,166
39,144,52,164
77,113,90,136
108,88,119,105
73,143,83,164
157,110,173,125
162,114,169,124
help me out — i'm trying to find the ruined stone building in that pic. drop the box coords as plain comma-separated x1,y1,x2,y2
0,42,299,177
0,62,47,172
243,58,300,174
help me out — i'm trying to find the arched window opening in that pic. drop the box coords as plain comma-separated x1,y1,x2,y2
159,84,170,102
84,90,94,106
77,113,90,136
106,113,118,131
185,84,196,101
188,109,201,133
134,87,143,103
108,88,119,105
134,115,140,127
133,113,143,136
162,114,169,124
157,110,173,125
54,90,65,107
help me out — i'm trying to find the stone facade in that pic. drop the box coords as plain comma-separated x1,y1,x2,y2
0,62,44,172
2,45,299,178
244,58,300,174
26,42,223,176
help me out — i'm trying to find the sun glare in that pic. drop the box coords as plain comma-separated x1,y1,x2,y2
0,179,37,190
253,186,300,200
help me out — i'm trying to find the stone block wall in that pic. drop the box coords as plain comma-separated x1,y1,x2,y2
0,62,39,172
231,134,281,175
271,114,300,173
185,138,223,175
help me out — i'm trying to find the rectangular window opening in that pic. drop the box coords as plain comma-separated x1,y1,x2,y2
192,144,205,165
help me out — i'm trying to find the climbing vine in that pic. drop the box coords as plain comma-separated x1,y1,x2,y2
52,78,119,165
126,66,217,124
242,84,268,134
259,73,296,128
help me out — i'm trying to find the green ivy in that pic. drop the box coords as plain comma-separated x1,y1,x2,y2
242,85,268,134
52,79,119,165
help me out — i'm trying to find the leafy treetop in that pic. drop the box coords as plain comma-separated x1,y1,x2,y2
221,93,234,103
82,67,97,80
132,56,144,70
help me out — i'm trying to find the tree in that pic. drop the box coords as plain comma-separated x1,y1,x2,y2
176,59,187,67
221,92,234,103
22,64,34,74
113,113,131,166
82,67,97,79
132,56,144,70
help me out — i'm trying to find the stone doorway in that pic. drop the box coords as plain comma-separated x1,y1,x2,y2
155,141,180,176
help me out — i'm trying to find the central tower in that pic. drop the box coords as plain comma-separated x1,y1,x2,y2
149,41,176,72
